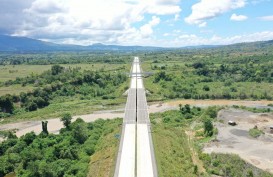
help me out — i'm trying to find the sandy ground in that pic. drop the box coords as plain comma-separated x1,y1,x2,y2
166,99,273,108
203,108,273,173
1,99,272,142
0,110,124,141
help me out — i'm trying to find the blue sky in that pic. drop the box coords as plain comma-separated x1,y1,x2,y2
0,0,273,47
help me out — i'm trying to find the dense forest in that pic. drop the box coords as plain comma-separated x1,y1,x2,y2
0,117,121,177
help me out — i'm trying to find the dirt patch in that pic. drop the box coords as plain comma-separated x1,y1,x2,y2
204,108,273,173
1,100,272,142
0,111,123,140
166,99,273,108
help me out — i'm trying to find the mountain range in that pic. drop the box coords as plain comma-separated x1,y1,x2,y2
0,35,163,52
0,34,273,52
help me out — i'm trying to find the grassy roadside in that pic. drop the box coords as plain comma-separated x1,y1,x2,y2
151,110,208,177
151,108,273,177
88,118,122,177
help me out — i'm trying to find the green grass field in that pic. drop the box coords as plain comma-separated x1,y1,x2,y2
0,84,34,96
0,63,130,82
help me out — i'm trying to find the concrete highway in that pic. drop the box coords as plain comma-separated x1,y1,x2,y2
114,57,157,177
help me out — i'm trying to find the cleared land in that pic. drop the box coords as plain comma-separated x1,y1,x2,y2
204,108,273,173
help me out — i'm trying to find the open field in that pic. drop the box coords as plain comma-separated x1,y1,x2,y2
0,84,34,96
0,63,129,82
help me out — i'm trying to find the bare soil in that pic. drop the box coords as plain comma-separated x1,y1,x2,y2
0,110,123,140
1,99,272,141
166,99,273,108
203,108,273,173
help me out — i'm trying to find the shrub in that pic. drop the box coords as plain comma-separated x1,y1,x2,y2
249,128,264,138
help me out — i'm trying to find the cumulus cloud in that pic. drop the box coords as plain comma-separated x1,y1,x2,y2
0,0,34,34
230,13,248,21
140,16,160,37
185,0,246,25
0,0,180,45
259,15,273,21
171,31,273,47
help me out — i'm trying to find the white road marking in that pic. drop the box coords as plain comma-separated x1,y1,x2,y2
116,56,157,177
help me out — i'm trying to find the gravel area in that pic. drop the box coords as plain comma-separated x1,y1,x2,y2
204,108,273,173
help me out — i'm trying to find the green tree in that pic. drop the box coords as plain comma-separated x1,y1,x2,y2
205,106,218,118
204,119,213,137
26,101,38,111
0,95,14,114
179,104,191,114
61,113,72,129
72,119,88,144
51,65,64,75
42,121,49,135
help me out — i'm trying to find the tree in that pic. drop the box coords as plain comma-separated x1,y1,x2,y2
72,119,88,144
42,121,49,135
22,132,36,145
26,101,38,111
203,85,210,91
179,104,191,114
61,113,72,129
204,119,213,137
205,106,218,118
0,95,14,114
51,65,64,75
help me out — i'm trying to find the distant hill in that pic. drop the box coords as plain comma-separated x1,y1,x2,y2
0,35,163,52
0,35,63,51
1,34,273,52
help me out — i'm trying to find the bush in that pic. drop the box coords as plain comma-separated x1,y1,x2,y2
203,85,210,91
249,128,264,138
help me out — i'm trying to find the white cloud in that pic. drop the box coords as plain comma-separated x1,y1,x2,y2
171,31,273,47
259,15,273,21
1,0,180,45
156,0,180,5
174,14,180,21
251,0,271,5
147,5,181,15
140,16,160,37
230,13,248,21
198,22,207,27
185,0,246,25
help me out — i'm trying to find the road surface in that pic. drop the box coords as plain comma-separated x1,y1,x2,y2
114,57,158,177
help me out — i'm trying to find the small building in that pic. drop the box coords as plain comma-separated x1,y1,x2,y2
228,120,237,126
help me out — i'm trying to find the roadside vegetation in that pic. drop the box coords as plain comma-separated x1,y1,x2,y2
151,105,272,177
0,62,129,123
141,48,273,102
0,117,122,177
